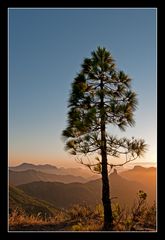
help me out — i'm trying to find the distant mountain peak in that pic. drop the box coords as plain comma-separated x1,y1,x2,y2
12,163,57,169
133,165,144,170
38,164,57,169
132,165,156,171
19,163,34,166
14,163,39,168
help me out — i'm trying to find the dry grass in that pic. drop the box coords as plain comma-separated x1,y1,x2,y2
9,208,69,231
71,221,103,231
9,204,103,231
9,209,47,225
67,204,103,231
9,193,156,231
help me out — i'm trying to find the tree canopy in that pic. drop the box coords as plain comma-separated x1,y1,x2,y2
62,47,147,174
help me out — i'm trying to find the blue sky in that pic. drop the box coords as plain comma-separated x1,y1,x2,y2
9,8,157,168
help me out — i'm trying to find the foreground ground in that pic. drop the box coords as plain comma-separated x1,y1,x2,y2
9,192,156,232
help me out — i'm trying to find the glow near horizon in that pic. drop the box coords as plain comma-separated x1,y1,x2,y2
9,8,157,168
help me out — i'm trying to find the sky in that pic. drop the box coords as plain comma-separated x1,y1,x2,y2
9,8,157,168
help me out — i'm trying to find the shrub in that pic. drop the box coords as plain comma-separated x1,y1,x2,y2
112,190,156,231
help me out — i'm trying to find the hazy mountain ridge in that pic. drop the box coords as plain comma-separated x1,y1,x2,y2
10,163,58,173
10,164,156,210
10,163,95,178
9,169,87,185
17,169,155,209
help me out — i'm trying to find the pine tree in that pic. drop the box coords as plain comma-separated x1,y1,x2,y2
62,47,147,230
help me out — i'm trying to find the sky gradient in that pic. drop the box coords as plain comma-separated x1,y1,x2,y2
9,8,157,168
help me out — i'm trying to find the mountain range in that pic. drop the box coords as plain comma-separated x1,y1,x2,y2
9,169,87,185
16,168,155,209
10,163,97,178
9,163,156,212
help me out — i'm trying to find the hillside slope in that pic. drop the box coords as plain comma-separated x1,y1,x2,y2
9,185,58,217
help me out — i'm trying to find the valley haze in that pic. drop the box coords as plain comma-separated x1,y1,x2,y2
9,163,156,206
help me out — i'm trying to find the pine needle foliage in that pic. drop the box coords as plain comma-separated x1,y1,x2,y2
62,47,147,230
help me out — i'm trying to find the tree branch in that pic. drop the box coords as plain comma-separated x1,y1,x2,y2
107,156,138,168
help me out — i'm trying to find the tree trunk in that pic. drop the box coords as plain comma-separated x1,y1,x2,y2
100,78,113,230
101,126,113,230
